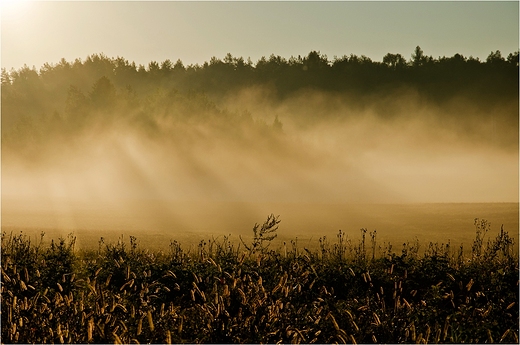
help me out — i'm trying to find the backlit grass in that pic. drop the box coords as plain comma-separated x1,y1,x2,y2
1,217,518,343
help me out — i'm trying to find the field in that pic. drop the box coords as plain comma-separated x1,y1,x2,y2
2,202,518,252
1,216,518,344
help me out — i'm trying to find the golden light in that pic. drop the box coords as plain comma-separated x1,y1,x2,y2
1,0,32,23
1,0,30,11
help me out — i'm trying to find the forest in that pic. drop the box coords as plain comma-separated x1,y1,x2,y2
3,47,519,102
2,47,519,166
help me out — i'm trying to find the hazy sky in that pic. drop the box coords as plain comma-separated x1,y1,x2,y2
1,1,519,71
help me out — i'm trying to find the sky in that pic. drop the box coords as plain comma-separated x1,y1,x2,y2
1,1,519,71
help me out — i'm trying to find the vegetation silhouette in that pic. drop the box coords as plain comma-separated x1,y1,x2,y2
1,218,518,343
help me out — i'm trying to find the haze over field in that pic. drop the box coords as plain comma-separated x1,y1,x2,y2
3,86,519,206
1,1,518,247
2,52,519,246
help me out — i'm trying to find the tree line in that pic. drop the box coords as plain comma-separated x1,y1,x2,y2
1,46,518,157
2,46,518,102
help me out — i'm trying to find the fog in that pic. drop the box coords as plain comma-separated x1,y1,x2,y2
2,87,518,246
224,87,519,203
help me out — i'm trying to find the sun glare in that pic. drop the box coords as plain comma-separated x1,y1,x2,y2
1,0,31,16
0,0,30,11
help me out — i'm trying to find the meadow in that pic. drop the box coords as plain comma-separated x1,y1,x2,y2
3,201,518,252
1,216,518,344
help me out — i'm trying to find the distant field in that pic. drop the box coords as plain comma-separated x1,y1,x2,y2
2,201,517,253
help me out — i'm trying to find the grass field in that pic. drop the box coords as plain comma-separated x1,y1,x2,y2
2,201,518,252
1,215,518,344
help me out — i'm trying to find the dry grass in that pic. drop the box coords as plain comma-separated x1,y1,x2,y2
1,218,518,343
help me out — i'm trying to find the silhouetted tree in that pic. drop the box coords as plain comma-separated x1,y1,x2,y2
506,51,519,66
486,50,505,64
411,46,427,67
383,53,407,69
173,59,186,71
89,76,116,110
161,59,173,72
273,115,283,132
304,51,329,70
1,68,11,85
507,51,519,66
65,85,89,118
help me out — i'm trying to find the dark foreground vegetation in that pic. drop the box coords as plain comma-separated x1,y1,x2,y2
1,217,518,344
